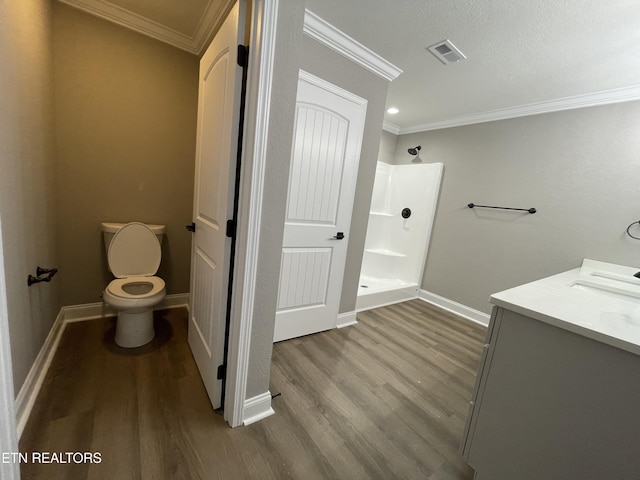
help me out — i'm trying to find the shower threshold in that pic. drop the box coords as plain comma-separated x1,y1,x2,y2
356,277,419,312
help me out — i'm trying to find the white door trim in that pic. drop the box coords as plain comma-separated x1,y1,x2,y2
224,0,279,427
0,218,20,479
297,69,368,105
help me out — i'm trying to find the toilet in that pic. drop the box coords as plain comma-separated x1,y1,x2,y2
101,222,167,348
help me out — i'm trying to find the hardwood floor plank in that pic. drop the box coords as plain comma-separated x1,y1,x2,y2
346,328,466,418
20,300,485,480
273,344,416,474
89,350,141,479
357,304,483,399
20,410,95,480
249,399,341,480
299,342,443,475
292,342,436,477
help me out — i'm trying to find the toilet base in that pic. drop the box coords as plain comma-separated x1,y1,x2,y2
114,309,155,348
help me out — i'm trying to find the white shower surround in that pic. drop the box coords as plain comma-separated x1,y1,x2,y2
357,161,443,311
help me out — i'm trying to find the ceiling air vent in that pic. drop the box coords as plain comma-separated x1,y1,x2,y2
427,39,467,65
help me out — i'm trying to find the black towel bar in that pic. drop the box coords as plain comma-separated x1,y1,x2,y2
468,203,536,214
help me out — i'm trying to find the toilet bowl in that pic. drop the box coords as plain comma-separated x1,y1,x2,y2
102,222,166,348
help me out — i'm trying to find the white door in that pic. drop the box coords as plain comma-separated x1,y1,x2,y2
188,2,244,409
274,71,367,342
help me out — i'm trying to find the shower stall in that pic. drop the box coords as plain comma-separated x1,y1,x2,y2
356,161,443,311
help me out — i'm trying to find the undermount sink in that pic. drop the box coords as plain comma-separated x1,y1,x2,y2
570,259,640,302
570,277,640,301
589,270,640,286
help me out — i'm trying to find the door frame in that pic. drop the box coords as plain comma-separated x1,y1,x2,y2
223,0,279,427
0,218,20,479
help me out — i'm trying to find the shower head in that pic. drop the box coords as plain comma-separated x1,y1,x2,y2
408,145,423,163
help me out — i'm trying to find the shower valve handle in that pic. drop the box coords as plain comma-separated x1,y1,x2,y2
333,232,345,240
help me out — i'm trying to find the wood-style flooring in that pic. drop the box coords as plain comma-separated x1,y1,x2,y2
19,299,486,480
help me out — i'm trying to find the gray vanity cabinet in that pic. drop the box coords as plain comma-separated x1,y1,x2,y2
460,306,640,480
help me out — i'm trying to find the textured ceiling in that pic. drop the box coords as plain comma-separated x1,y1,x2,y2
306,0,640,132
63,0,640,132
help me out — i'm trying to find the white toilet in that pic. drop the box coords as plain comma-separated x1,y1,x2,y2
101,222,167,348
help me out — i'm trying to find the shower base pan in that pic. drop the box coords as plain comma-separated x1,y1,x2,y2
356,277,419,312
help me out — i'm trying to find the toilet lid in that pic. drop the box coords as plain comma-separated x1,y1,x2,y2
108,222,161,278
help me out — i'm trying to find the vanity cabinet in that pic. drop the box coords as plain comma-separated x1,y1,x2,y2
461,306,640,480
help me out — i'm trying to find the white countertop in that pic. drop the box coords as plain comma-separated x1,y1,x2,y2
490,259,640,356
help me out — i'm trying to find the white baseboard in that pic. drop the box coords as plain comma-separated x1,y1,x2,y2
15,309,67,438
419,289,490,326
243,391,275,426
15,293,190,438
62,293,189,323
336,311,357,328
62,301,117,322
160,293,190,310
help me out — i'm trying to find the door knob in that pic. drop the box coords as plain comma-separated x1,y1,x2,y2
333,232,345,240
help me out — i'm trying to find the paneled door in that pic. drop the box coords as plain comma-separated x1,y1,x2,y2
188,2,244,409
273,71,367,342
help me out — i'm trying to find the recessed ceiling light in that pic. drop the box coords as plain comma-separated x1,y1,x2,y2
387,107,399,115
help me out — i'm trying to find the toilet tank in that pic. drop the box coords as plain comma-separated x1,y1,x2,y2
101,222,166,256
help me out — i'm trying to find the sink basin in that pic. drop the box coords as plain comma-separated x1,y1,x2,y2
589,270,640,286
574,259,640,301
570,277,640,301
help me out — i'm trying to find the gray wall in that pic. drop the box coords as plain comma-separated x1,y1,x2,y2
0,0,60,393
246,0,388,397
52,3,199,306
245,0,304,398
378,130,398,165
394,101,640,314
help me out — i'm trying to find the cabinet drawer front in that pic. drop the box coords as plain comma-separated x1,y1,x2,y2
460,307,503,458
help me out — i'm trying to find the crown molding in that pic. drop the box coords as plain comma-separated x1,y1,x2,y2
399,85,640,134
192,0,234,54
303,10,402,82
382,120,401,135
57,0,227,55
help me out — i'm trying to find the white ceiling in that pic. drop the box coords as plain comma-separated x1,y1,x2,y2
61,0,640,133
306,0,640,133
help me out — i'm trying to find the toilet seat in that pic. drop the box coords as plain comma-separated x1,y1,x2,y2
106,276,165,299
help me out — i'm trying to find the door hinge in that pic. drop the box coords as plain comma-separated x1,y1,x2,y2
186,222,196,232
226,219,236,238
217,364,226,380
237,44,249,67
